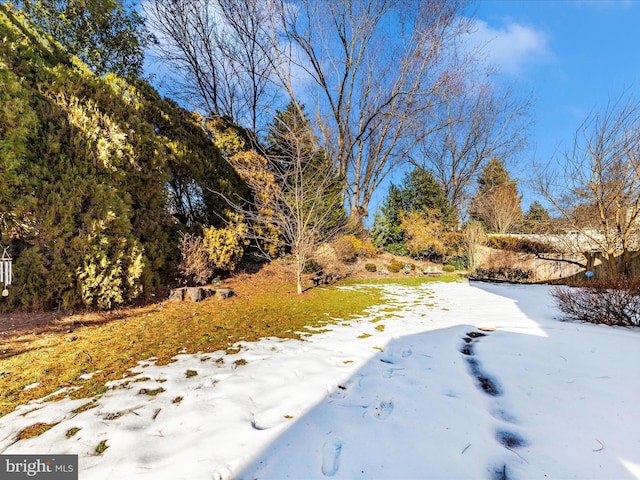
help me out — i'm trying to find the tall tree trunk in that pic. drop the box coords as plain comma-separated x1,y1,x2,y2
295,252,303,294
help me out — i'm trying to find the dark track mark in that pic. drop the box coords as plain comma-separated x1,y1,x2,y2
496,430,527,449
492,464,508,480
461,333,503,397
467,331,487,339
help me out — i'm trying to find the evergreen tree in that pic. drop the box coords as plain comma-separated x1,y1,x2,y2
470,158,522,233
14,0,151,77
521,201,552,233
371,167,456,258
371,184,406,254
400,168,457,228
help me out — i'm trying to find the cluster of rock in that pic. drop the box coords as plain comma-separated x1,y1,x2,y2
168,286,233,302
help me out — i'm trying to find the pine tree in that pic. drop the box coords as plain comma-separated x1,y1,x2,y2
470,158,522,233
521,201,552,233
371,167,456,259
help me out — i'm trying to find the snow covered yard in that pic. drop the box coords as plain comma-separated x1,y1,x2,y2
1,281,639,479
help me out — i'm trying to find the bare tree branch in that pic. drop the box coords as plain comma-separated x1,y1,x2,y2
533,93,640,277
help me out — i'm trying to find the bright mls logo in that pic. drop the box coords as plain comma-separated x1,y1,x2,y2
0,455,77,479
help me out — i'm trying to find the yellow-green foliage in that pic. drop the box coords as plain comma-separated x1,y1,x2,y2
76,215,145,309
344,234,377,257
229,150,282,257
387,260,405,273
332,234,376,263
203,215,249,271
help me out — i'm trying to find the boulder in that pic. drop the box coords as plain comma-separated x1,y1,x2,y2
216,288,233,300
168,286,216,302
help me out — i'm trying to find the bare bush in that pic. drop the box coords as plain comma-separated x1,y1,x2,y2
178,233,213,286
552,278,640,327
473,249,532,282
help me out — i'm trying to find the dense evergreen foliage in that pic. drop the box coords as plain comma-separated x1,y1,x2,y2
13,0,151,78
371,168,456,259
0,5,243,310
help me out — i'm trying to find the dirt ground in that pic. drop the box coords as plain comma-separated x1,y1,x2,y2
0,254,439,351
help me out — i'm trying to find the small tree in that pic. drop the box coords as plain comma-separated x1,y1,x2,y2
226,103,345,293
177,232,213,285
401,210,454,261
460,221,486,272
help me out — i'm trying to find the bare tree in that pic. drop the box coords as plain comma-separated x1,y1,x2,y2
268,0,469,228
143,0,274,131
460,220,486,272
535,95,640,278
418,80,530,218
226,104,345,293
471,181,522,233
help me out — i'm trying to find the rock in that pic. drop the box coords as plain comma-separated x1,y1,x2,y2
168,286,215,302
216,288,232,300
168,288,186,302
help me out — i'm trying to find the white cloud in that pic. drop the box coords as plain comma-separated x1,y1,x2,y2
469,18,553,76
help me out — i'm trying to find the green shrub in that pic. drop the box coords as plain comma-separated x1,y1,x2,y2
387,261,404,273
203,215,249,271
442,264,455,273
364,263,377,272
445,256,468,271
303,259,323,274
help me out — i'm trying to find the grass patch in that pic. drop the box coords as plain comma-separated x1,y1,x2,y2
185,369,198,378
18,422,57,440
66,427,81,438
357,333,372,339
95,439,109,455
71,401,98,415
375,324,385,332
339,274,460,287
138,387,165,396
0,272,455,417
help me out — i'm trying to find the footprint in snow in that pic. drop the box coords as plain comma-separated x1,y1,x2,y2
321,438,343,476
382,367,405,379
373,399,394,420
251,407,289,430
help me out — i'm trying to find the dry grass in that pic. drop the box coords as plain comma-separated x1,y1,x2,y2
0,259,459,418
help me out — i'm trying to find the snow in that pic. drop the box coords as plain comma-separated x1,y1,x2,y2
1,281,640,479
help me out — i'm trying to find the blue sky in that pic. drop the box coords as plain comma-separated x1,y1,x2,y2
142,0,640,219
470,0,640,209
